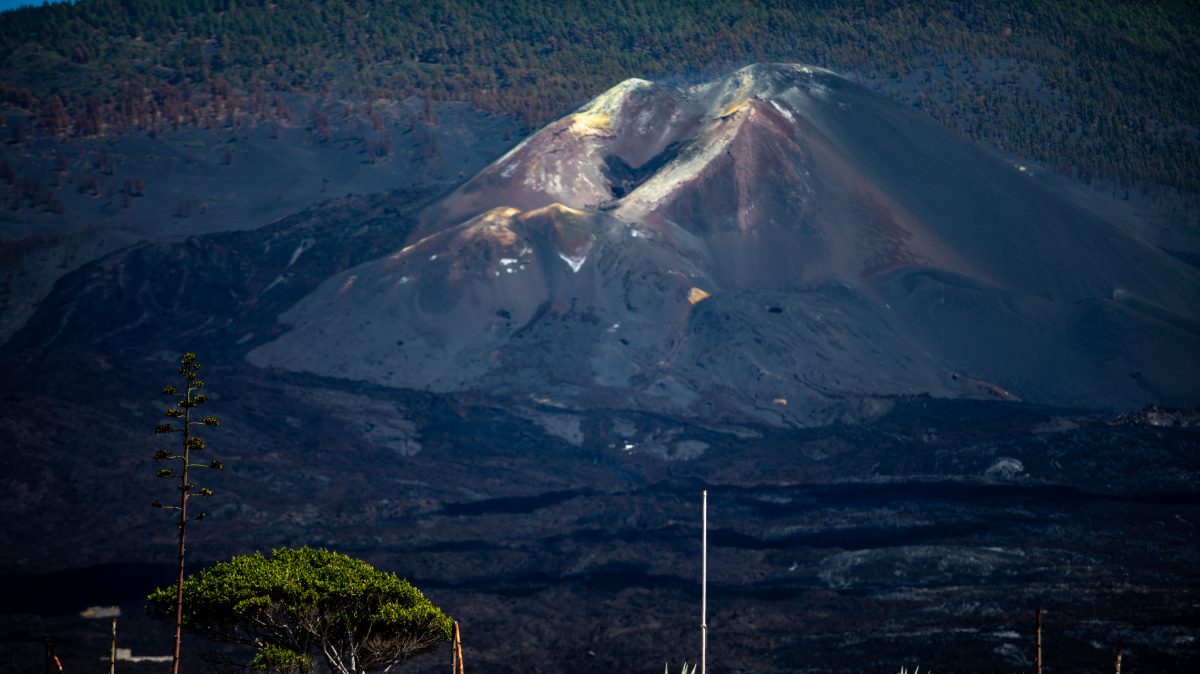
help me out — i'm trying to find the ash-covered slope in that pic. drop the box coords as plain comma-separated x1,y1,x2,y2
248,64,1200,426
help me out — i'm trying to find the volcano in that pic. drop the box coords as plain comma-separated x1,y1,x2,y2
245,64,1200,427
3,64,1199,674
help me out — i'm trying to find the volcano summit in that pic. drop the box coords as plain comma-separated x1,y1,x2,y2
245,64,1199,427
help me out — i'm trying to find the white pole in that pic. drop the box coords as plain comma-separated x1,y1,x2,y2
702,489,707,674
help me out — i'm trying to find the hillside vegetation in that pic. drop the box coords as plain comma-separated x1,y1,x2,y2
0,0,1197,193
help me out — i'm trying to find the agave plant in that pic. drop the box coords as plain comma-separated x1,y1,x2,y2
665,663,696,674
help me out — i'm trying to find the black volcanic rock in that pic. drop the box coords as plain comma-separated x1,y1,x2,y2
240,64,1198,425
3,187,444,357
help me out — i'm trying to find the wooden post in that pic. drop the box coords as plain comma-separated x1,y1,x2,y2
45,640,64,674
702,489,707,674
1114,648,1122,674
453,621,464,674
109,618,117,674
1035,608,1042,674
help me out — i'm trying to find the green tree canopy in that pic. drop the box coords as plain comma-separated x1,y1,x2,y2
0,1,1196,194
147,547,453,674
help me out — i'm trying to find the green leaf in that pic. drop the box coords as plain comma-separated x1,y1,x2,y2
250,644,308,672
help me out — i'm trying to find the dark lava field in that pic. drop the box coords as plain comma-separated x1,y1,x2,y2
1,358,1197,673
2,64,1198,673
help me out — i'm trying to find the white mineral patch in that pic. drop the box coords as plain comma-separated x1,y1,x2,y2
500,258,518,265
501,161,521,178
559,252,587,273
287,238,316,268
261,275,287,294
984,458,1025,480
770,100,795,122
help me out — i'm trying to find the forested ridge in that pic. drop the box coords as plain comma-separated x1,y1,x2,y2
0,0,1197,193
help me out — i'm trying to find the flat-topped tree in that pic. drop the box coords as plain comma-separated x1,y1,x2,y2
151,352,225,674
147,547,453,674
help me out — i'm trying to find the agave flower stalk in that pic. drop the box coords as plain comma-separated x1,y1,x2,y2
151,352,224,674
